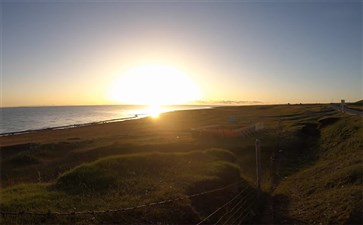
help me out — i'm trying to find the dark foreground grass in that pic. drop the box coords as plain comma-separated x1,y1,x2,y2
274,115,363,224
0,149,246,224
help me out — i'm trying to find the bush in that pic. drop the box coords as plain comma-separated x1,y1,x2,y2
9,151,39,165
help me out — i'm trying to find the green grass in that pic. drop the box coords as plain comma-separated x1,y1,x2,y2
8,151,40,165
1,104,327,187
274,115,363,224
1,104,361,224
0,149,245,224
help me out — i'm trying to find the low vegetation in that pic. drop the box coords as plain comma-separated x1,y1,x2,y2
1,104,361,224
274,115,362,224
1,149,245,224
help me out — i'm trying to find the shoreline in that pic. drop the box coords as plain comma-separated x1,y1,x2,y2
0,104,342,146
0,106,215,137
0,114,142,137
0,106,216,147
1,103,335,136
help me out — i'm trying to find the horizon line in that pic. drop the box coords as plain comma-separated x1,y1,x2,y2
0,101,348,109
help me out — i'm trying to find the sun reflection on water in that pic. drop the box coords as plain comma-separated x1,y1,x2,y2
147,105,162,118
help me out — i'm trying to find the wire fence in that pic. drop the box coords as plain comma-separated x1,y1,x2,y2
196,185,257,225
200,107,335,225
0,182,240,217
1,182,258,225
1,117,298,223
1,106,338,225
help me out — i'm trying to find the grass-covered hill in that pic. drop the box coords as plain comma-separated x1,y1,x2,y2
0,104,362,224
0,104,330,188
273,115,362,224
1,149,247,224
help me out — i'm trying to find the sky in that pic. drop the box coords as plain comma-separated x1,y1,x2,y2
1,0,362,107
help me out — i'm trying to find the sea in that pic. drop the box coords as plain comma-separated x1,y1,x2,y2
0,105,212,134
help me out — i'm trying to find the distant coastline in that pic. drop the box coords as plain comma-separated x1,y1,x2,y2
0,115,140,137
0,105,214,135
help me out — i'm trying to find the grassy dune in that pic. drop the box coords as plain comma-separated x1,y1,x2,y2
1,104,320,188
1,104,362,224
1,149,244,224
274,115,362,224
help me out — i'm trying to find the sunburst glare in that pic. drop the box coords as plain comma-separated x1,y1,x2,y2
107,64,202,107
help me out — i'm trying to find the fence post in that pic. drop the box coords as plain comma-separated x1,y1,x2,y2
255,139,261,200
341,99,345,113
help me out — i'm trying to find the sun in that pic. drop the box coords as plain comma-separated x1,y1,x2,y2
107,64,202,106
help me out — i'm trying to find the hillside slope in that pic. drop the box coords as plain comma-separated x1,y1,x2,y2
0,149,249,224
274,115,362,224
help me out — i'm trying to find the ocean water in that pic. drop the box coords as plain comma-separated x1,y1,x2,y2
0,105,211,134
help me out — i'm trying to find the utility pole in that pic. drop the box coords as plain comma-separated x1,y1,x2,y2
255,139,262,200
341,99,345,113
